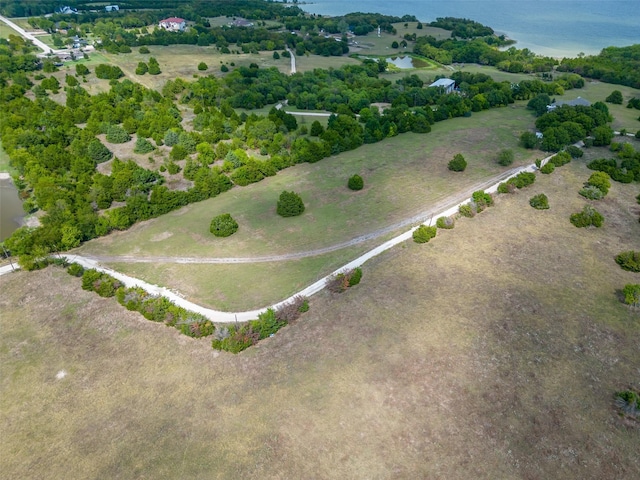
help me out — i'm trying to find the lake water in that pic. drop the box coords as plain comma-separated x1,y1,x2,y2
301,0,640,57
0,177,23,241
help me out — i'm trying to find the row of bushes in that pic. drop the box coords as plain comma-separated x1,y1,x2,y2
72,264,216,339
211,295,309,353
497,171,536,194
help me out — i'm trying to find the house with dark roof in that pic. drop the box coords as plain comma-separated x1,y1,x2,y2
159,17,186,32
547,96,591,111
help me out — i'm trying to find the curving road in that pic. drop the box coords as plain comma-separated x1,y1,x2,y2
1,160,549,322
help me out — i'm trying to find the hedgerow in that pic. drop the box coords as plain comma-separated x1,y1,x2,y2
211,308,286,353
73,266,215,339
499,171,537,194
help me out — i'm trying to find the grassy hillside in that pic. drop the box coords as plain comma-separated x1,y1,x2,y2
2,157,638,479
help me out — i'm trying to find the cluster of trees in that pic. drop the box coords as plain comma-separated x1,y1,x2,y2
558,45,640,89
587,142,640,183
414,32,556,73
429,17,495,39
532,102,613,151
284,12,415,36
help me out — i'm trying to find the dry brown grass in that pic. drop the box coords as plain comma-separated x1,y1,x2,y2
2,155,639,479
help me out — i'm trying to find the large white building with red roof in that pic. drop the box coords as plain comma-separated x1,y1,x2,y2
159,17,186,32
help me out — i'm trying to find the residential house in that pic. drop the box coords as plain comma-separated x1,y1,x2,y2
546,96,591,111
159,17,187,32
429,78,456,94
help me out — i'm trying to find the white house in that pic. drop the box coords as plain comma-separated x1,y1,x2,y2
105,5,120,12
429,78,456,94
159,17,186,32
56,6,78,14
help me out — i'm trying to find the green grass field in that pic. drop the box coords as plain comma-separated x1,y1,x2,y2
0,24,14,39
79,105,540,262
77,104,542,310
104,239,387,311
2,155,638,479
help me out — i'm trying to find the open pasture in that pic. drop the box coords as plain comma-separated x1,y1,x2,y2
2,153,638,479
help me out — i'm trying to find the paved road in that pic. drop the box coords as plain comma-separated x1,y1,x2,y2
286,46,296,74
0,15,54,53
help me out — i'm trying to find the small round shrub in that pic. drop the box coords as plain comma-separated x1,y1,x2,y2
448,153,467,172
622,284,640,307
139,46,150,54
565,145,584,158
587,171,611,194
497,149,514,166
133,137,155,154
87,139,112,163
570,205,604,228
529,193,549,209
221,64,229,72
348,267,362,286
472,190,493,212
277,191,305,217
348,174,364,190
167,162,181,174
67,263,84,277
497,181,516,194
458,203,475,218
105,125,131,144
436,216,454,229
170,144,188,161
513,171,536,188
540,162,555,174
615,251,640,272
197,61,208,71
413,225,437,243
579,185,605,200
210,213,239,237
549,151,571,167
605,90,623,104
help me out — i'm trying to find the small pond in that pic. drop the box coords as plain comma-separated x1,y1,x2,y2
385,56,429,69
0,177,24,241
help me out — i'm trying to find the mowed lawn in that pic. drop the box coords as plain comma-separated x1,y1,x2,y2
2,155,638,479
